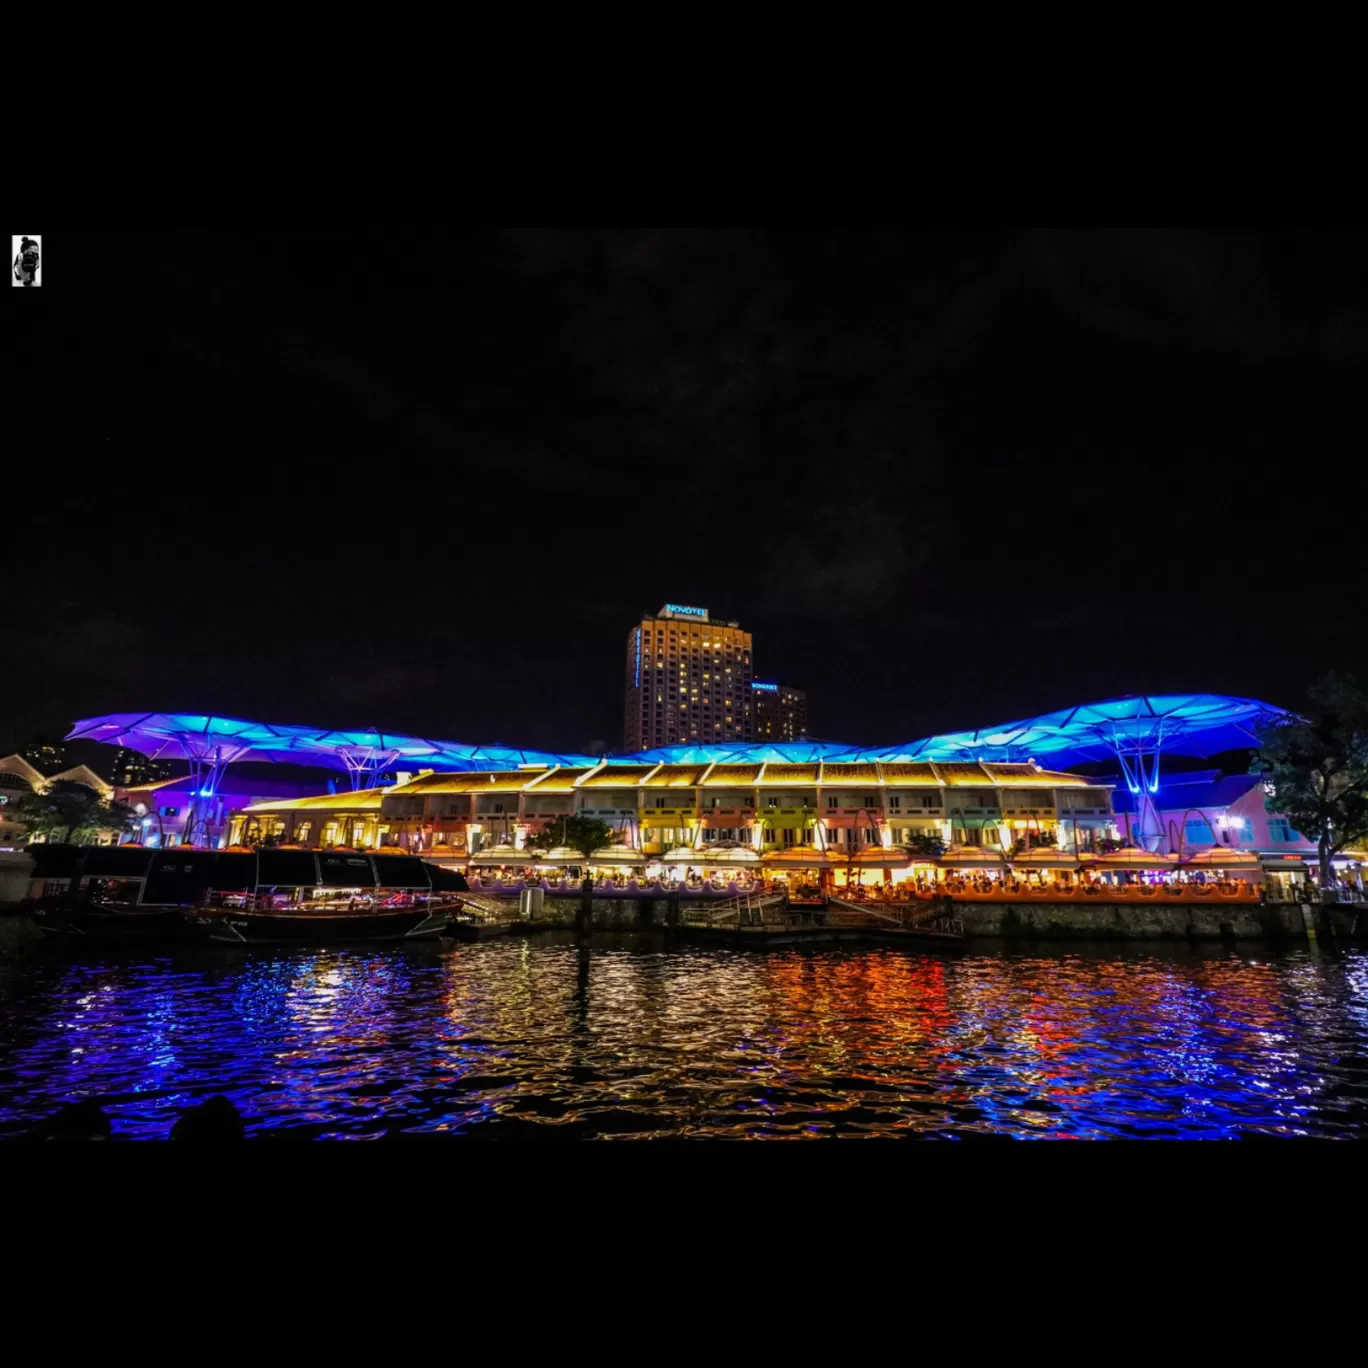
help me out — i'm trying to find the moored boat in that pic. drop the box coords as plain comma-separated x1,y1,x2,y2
24,845,468,945
23,845,212,943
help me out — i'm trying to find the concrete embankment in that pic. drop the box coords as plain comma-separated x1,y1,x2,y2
954,900,1317,941
474,896,1361,943
0,909,44,953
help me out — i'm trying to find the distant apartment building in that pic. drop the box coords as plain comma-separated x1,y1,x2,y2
0,752,116,851
108,747,175,788
753,683,807,742
624,604,754,750
20,741,67,775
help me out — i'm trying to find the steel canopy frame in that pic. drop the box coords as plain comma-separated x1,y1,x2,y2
69,695,1290,846
66,714,602,784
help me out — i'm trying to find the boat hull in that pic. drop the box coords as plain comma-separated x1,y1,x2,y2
194,907,453,945
25,899,211,944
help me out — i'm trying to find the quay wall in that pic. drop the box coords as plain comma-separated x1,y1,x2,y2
954,901,1312,941
475,895,1328,941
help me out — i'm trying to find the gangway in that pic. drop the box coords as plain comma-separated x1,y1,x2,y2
825,896,964,937
682,891,789,929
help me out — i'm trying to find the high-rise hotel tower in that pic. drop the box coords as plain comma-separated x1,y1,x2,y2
624,604,754,750
752,682,808,742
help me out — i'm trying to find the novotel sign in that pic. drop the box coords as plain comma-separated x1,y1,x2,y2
661,603,708,620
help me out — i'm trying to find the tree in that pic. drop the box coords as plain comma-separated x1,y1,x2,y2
524,814,617,858
1010,829,1058,856
18,780,136,846
1252,672,1368,901
898,831,947,859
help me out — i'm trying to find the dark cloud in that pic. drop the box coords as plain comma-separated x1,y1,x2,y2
9,230,1368,753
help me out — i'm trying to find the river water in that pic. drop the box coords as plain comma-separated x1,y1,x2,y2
1,933,1365,1138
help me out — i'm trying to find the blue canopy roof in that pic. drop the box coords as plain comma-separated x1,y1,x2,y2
69,694,1291,781
617,695,1289,767
837,694,1290,767
66,713,600,774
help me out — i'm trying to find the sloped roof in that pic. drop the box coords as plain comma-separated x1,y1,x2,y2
578,765,654,788
703,764,762,785
821,763,880,783
757,763,819,785
242,790,389,813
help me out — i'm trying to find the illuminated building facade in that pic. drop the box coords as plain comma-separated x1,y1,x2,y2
117,774,319,849
76,695,1358,889
623,604,754,751
753,683,807,741
228,756,1113,862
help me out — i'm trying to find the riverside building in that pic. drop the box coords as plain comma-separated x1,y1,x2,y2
623,604,754,751
72,694,1362,899
753,683,807,741
231,755,1116,867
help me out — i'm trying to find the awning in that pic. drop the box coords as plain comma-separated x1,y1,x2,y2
941,846,1006,867
1179,848,1261,870
470,843,529,866
1259,856,1307,872
588,844,646,866
1079,849,1179,872
1009,850,1082,871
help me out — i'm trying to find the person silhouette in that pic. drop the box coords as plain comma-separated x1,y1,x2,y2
26,1100,111,1140
171,1095,245,1140
13,237,39,287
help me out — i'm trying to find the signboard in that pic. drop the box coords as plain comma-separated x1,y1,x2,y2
661,603,708,620
752,682,779,692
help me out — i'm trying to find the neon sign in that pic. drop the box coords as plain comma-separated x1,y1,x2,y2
634,628,642,688
752,682,779,692
663,604,707,618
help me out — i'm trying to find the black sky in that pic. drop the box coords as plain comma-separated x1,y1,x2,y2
9,229,1368,757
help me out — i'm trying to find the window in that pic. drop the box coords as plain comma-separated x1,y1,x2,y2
827,796,838,810
1268,817,1299,842
888,795,901,810
862,795,877,809
1184,818,1213,845
921,794,938,808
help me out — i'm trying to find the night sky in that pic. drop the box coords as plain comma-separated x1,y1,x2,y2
9,230,1367,759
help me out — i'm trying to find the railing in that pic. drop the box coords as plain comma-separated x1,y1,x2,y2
682,891,788,928
456,894,515,923
831,882,1262,905
826,896,964,935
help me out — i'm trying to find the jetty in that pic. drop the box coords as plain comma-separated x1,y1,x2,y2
676,892,965,948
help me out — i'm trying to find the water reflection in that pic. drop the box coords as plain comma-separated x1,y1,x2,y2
0,937,1365,1139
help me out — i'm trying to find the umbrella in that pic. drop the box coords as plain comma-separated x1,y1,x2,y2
470,843,529,866
588,844,646,866
761,848,835,868
845,847,910,868
533,846,588,865
1009,849,1082,870
697,846,761,865
940,845,1007,867
1177,848,1261,870
1080,848,1180,872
